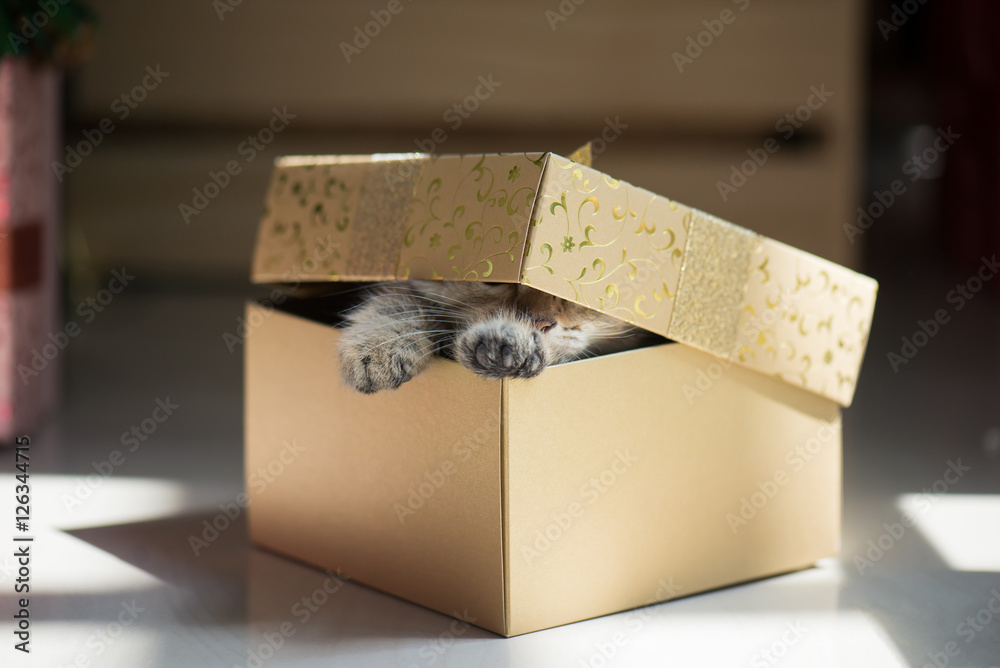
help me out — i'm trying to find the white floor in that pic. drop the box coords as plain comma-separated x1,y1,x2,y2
1,281,999,667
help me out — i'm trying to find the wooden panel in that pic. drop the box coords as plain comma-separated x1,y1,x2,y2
65,130,852,287
67,0,864,283
75,0,861,133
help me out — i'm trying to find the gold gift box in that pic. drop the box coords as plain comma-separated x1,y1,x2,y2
245,148,875,636
252,149,877,406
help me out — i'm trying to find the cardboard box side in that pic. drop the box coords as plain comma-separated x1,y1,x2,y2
500,380,512,637
244,302,507,633
504,342,841,636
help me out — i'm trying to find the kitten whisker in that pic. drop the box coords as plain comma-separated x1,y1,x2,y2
361,315,465,327
591,330,647,339
406,290,475,307
358,286,461,305
361,309,465,321
410,339,456,367
364,329,453,352
344,299,458,316
389,291,477,310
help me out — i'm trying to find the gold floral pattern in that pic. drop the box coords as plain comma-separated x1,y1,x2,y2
251,158,368,280
733,238,877,405
396,153,545,281
521,156,687,337
519,154,877,406
251,151,877,406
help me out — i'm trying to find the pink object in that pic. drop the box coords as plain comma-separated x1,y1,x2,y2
0,58,60,442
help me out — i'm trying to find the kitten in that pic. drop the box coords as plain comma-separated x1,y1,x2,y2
338,280,655,394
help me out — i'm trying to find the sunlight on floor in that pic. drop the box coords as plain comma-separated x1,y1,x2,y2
898,494,1000,572
3,529,164,595
12,474,237,531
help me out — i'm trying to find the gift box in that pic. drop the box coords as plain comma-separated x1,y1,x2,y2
244,148,877,636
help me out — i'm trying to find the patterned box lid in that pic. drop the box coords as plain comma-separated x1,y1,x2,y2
251,148,877,406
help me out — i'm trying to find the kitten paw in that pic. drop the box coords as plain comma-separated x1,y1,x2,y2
338,334,427,394
457,321,546,380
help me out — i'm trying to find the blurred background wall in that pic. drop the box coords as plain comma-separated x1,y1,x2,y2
7,5,998,664
50,0,1000,457
62,0,869,292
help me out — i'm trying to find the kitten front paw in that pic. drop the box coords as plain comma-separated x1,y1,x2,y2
457,321,546,380
338,333,428,394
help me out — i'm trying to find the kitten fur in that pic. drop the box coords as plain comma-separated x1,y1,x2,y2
338,280,654,394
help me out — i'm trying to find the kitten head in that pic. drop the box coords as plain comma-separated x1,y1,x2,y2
512,285,632,363
430,281,638,370
338,280,651,391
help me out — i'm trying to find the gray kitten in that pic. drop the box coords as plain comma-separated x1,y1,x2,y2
338,281,653,394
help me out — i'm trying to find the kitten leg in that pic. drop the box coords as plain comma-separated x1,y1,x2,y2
338,285,441,394
455,313,547,380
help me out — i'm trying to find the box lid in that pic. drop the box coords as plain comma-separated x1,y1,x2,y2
250,148,877,406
